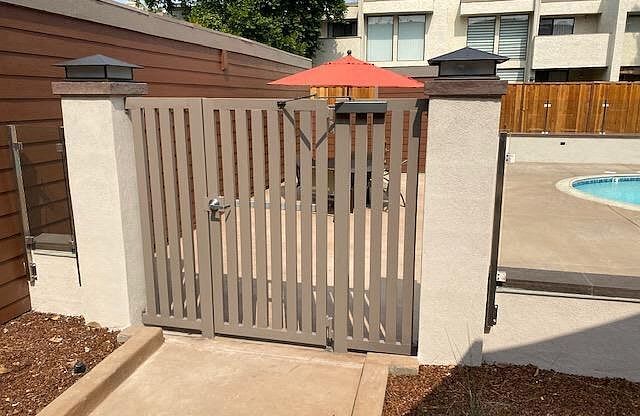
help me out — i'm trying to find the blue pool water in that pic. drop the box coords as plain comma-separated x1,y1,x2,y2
573,176,640,206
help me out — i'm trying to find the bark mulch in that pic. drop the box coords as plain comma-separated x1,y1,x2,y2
0,312,119,415
384,364,640,416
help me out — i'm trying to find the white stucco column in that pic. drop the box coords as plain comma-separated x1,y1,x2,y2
52,81,148,329
418,79,507,365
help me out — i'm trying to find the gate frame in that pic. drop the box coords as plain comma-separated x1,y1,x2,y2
127,96,426,355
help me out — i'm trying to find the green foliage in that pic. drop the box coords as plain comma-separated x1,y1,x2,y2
135,0,194,17
136,0,346,58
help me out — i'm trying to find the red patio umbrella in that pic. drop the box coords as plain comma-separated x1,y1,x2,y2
269,51,423,88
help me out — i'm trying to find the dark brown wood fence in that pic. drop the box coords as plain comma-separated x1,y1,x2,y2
0,127,30,324
500,82,640,134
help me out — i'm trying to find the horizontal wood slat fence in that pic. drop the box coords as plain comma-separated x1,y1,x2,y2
500,82,640,134
0,126,30,324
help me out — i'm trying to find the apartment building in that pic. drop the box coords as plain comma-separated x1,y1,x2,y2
315,0,640,82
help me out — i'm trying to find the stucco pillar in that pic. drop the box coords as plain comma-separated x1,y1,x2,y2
418,79,507,365
52,81,148,329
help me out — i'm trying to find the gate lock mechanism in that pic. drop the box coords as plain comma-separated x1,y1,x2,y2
208,198,230,218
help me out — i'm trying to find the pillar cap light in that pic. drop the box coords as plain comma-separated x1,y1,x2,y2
54,54,142,82
428,47,508,79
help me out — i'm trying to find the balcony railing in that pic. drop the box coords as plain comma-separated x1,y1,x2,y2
362,0,434,14
531,33,610,69
539,0,602,16
460,0,534,16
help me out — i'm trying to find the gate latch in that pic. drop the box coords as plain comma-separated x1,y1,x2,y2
208,198,230,217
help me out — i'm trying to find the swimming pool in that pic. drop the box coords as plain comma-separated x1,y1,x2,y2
556,175,640,211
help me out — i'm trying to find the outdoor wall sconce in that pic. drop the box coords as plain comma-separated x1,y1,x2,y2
428,47,508,79
54,54,142,82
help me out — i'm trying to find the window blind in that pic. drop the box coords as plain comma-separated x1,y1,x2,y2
467,16,496,53
498,15,529,60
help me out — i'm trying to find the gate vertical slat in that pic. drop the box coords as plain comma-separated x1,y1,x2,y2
401,108,421,346
333,114,351,353
300,111,313,332
144,107,171,318
352,115,368,341
283,108,298,332
235,111,254,327
219,109,240,325
314,107,329,336
266,110,283,330
368,115,385,343
130,108,158,316
174,109,197,320
385,110,403,344
200,104,221,334
251,110,269,328
158,108,184,319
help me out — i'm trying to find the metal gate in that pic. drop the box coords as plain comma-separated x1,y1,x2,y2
127,97,426,354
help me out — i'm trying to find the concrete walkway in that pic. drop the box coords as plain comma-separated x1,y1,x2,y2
500,163,640,277
90,334,368,416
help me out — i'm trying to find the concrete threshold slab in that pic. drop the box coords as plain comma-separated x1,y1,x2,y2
89,334,369,416
352,353,419,416
38,326,164,416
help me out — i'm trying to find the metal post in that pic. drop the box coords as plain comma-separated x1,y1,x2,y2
59,126,82,285
600,99,609,135
8,125,36,285
485,131,507,332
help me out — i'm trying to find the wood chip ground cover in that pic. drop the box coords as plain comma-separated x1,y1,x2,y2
384,364,640,416
0,312,119,415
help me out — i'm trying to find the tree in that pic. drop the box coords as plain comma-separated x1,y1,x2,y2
135,0,194,18
135,0,346,58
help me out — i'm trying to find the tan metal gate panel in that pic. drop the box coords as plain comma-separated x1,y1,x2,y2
127,98,211,333
128,97,427,355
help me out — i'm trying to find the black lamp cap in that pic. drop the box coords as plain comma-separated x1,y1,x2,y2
54,54,142,69
428,47,509,65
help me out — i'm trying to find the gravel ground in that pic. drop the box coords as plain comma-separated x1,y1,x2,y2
0,312,119,415
384,364,640,416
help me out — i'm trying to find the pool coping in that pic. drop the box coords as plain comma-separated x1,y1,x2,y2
556,174,640,212
501,267,640,300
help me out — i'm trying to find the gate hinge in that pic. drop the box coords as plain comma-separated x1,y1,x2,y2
325,315,334,352
56,143,65,153
489,305,498,326
497,270,507,285
28,262,37,286
12,141,24,152
25,235,35,250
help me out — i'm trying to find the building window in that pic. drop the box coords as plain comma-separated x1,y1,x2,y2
498,15,529,60
535,69,569,82
398,15,426,61
626,14,640,33
538,17,575,36
467,16,496,53
620,66,640,81
328,20,358,38
367,16,393,61
497,68,525,82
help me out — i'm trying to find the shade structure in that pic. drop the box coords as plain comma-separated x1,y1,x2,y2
269,52,423,88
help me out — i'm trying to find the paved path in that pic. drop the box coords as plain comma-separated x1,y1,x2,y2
500,163,640,277
90,334,367,416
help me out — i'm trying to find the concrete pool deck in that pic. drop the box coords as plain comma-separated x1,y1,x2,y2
499,162,640,296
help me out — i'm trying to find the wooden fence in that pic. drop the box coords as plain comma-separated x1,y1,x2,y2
500,82,640,134
0,127,30,324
